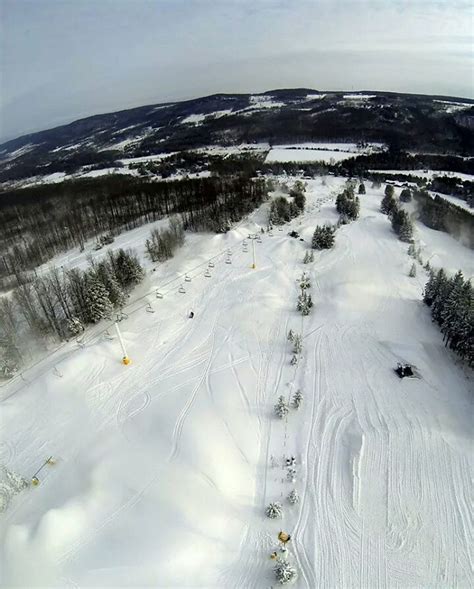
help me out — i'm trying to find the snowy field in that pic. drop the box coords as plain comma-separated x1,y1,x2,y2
0,177,472,588
265,143,383,164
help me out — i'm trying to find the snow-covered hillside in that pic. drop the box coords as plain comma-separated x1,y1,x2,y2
0,177,472,588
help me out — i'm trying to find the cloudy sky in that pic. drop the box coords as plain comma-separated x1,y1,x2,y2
1,0,473,142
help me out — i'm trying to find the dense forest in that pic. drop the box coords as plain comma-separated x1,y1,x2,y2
0,175,267,289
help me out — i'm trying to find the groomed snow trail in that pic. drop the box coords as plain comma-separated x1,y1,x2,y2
0,177,472,588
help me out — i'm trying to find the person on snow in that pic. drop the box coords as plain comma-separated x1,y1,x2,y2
189,311,194,319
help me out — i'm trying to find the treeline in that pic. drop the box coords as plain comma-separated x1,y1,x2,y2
423,269,473,367
412,189,474,248
335,183,361,223
0,249,144,377
0,175,267,288
380,185,414,242
338,151,474,177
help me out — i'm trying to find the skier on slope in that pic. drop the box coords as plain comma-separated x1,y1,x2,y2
189,310,194,319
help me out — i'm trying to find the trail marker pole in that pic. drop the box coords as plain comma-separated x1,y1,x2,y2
251,236,256,269
114,322,131,365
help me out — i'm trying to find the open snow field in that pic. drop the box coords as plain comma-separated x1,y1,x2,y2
265,143,383,164
0,177,472,588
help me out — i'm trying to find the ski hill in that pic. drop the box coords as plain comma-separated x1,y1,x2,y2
0,177,472,588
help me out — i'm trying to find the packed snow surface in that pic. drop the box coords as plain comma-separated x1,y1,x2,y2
0,177,472,588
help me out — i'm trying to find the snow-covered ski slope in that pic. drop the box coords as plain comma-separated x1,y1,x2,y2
1,177,472,588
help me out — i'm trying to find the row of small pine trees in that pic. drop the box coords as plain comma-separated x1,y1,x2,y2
381,185,414,242
336,184,361,224
423,269,473,366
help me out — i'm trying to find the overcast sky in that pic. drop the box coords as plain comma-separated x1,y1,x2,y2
1,0,473,142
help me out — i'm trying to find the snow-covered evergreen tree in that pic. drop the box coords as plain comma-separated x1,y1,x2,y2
398,215,414,243
391,208,413,242
96,261,126,309
336,188,360,221
400,188,412,202
292,334,302,354
113,249,145,288
286,467,297,482
299,273,311,290
312,225,335,249
66,316,84,336
288,488,299,504
423,268,473,367
274,558,298,585
309,250,314,263
409,263,416,277
381,193,397,215
407,244,416,257
297,292,312,316
303,251,310,264
287,329,294,342
358,183,366,195
265,501,284,519
84,272,113,323
292,389,303,409
290,354,298,366
274,396,289,419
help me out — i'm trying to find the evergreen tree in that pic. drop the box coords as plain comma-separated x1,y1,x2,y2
266,501,284,519
384,184,395,198
423,269,473,366
96,261,126,309
440,272,466,347
358,183,366,195
287,329,294,342
391,208,413,242
409,263,416,277
274,396,289,419
293,192,306,212
431,270,453,325
114,249,145,288
309,250,314,262
286,467,297,482
299,273,310,290
381,193,397,215
287,488,300,504
289,201,300,219
292,389,303,409
400,188,412,202
423,268,442,306
269,197,292,225
67,316,84,336
312,225,335,249
84,271,113,323
293,334,302,354
274,558,298,585
398,215,414,243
